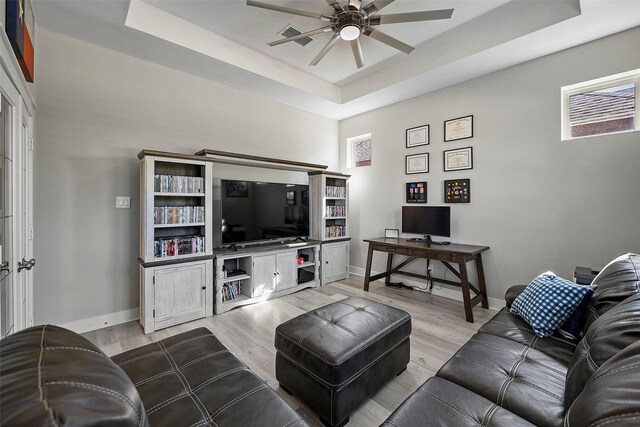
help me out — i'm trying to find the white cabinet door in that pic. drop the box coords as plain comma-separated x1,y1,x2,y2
252,255,276,298
154,263,206,330
323,242,349,284
276,251,298,291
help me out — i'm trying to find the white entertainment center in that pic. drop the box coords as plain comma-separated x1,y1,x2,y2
138,149,350,333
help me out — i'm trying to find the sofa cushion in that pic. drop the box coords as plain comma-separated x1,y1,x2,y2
584,252,640,331
565,340,640,427
436,332,568,427
0,325,149,427
111,327,308,427
510,272,591,337
479,308,577,365
564,293,640,408
381,377,536,427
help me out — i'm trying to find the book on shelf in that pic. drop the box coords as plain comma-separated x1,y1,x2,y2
325,226,346,238
222,281,243,302
154,174,204,194
325,185,346,198
325,206,346,218
154,235,205,258
154,206,205,225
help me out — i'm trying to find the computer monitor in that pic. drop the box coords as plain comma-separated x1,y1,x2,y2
402,206,450,241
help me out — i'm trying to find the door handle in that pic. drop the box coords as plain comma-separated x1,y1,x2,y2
17,258,36,272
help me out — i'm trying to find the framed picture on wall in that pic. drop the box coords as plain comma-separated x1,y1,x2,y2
406,124,429,148
406,182,427,203
444,115,473,142
444,179,471,203
405,153,429,174
444,147,473,171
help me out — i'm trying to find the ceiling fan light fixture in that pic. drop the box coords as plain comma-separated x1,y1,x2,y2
340,25,360,41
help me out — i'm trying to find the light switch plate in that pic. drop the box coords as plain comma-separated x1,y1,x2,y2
116,196,130,209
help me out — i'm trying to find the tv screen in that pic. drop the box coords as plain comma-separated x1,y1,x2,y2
221,180,309,244
402,206,450,237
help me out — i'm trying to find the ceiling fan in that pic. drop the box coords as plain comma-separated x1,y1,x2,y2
247,0,454,69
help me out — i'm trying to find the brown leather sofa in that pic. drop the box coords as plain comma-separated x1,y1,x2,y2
0,326,309,427
382,253,640,427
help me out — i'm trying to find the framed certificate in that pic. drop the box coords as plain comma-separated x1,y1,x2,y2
444,147,473,172
406,124,429,148
385,228,399,239
405,153,429,174
444,115,473,142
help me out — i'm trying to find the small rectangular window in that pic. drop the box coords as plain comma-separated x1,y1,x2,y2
562,69,639,140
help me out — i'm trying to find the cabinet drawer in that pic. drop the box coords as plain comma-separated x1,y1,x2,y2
437,253,454,262
385,247,410,256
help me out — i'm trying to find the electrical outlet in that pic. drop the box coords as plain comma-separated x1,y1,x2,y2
116,196,130,209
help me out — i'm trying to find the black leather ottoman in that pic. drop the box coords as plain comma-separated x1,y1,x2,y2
275,297,412,427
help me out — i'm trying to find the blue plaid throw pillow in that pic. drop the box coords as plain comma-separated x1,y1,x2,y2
511,272,591,337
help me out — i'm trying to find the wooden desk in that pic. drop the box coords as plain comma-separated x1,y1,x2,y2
363,238,490,323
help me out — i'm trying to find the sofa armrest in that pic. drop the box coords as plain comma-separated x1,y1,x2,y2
505,285,527,309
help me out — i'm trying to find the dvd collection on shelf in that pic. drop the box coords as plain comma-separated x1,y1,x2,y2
325,186,346,198
222,281,243,302
325,225,346,238
154,206,205,225
326,206,346,218
154,235,205,258
154,174,204,194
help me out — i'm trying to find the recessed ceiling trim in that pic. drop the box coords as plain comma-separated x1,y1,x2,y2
125,0,341,103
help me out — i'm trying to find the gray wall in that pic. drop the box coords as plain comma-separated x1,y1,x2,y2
34,29,338,325
339,26,640,306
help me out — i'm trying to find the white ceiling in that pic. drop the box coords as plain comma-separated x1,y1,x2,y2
32,0,640,120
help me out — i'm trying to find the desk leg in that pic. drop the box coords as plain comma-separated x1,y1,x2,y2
363,243,374,291
458,260,474,323
475,255,489,309
385,253,394,285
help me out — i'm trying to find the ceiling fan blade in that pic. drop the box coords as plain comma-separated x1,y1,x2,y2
268,26,333,46
325,0,345,13
310,34,340,66
349,0,362,11
363,28,413,54
363,0,395,15
370,9,454,25
247,0,325,20
351,38,364,68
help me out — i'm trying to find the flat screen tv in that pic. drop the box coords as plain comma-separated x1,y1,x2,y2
402,206,450,241
220,180,309,245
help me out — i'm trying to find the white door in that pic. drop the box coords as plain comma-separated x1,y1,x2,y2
154,263,206,329
323,242,349,284
0,92,15,337
276,251,298,291
252,255,276,297
14,112,34,331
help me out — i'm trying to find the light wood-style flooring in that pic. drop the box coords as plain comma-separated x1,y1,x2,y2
83,277,497,426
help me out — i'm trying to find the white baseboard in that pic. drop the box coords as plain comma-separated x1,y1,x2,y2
349,266,505,310
59,308,139,334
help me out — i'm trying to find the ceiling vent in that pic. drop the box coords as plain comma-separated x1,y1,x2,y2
280,26,313,46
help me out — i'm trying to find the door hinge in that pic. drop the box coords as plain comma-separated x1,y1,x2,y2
153,309,155,318
28,228,33,240
153,276,155,285
28,138,34,151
